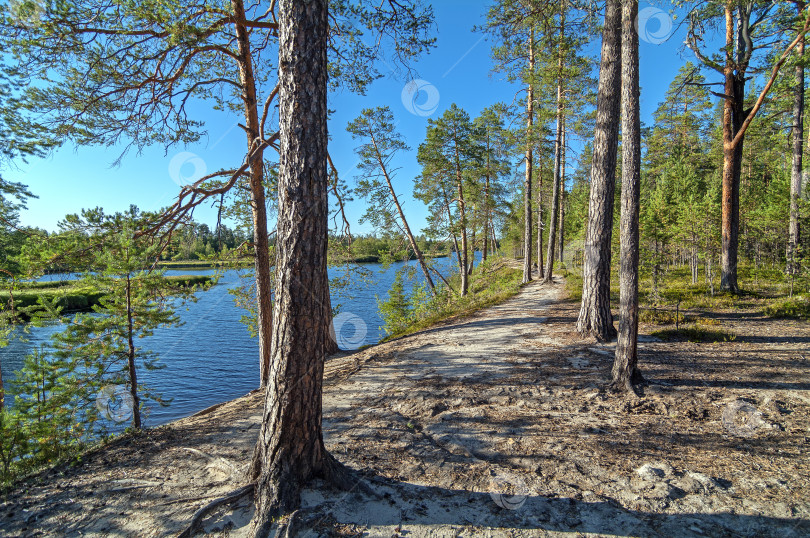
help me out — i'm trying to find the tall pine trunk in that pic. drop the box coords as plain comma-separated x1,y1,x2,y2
558,127,566,264
523,27,535,284
544,4,566,283
789,1,805,289
576,0,621,341
233,0,273,386
718,2,750,294
455,147,469,295
612,0,643,392
249,1,350,531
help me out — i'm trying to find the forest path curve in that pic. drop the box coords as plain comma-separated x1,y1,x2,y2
2,271,809,537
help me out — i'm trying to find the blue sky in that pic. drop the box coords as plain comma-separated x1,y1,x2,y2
9,1,704,234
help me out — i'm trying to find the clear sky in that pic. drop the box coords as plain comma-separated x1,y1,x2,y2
8,1,705,234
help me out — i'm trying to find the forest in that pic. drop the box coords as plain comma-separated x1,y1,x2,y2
0,0,808,536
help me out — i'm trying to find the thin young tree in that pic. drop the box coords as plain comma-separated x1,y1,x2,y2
347,106,436,294
576,0,622,341
612,0,643,392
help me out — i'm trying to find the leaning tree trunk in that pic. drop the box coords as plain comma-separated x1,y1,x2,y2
372,135,436,294
612,0,643,393
789,1,805,288
576,0,621,341
249,0,350,532
233,0,273,386
523,26,535,284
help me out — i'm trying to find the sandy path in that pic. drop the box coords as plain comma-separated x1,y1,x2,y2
2,274,809,537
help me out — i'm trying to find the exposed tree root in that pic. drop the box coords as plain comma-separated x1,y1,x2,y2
608,368,646,396
176,483,254,538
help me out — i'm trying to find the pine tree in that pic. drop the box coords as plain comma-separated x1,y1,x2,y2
576,0,622,341
416,104,481,297
348,106,436,294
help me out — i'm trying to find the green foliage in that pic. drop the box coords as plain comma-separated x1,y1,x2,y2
378,258,523,340
377,270,413,335
651,324,737,343
763,294,810,320
0,346,91,486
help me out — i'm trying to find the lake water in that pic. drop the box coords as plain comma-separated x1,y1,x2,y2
1,255,473,426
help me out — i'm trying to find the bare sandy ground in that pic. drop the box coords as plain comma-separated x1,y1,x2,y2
2,274,809,537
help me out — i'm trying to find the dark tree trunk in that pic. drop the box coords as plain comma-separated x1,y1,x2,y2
612,0,643,393
720,68,744,294
233,0,273,386
523,27,535,284
249,0,349,532
789,1,805,288
576,0,621,341
125,273,142,429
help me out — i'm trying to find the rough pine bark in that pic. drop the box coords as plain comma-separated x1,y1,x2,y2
789,1,805,285
523,27,535,284
576,0,621,341
249,0,351,532
612,0,643,393
233,0,273,386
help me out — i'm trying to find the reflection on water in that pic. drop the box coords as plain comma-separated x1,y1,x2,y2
1,255,472,426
